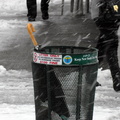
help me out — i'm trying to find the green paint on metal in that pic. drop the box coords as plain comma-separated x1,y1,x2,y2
62,52,98,65
33,46,98,65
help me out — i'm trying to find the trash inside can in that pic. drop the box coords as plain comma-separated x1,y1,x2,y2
31,45,98,120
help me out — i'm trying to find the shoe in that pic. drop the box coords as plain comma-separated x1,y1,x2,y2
42,11,49,20
96,81,101,87
60,115,68,120
27,14,30,17
28,16,35,22
113,80,120,92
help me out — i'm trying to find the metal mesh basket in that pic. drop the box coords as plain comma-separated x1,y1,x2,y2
32,46,98,120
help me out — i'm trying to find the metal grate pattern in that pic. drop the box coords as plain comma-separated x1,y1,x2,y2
32,46,98,120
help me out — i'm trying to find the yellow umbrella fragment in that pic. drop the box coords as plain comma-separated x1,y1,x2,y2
27,23,38,46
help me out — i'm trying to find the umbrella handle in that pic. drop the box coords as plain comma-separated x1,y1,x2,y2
27,23,38,46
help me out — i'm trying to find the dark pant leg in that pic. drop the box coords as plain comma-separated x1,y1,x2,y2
94,19,120,91
96,31,107,64
27,0,37,18
97,22,120,80
106,30,120,91
41,0,49,12
95,19,119,65
106,31,120,81
94,19,108,64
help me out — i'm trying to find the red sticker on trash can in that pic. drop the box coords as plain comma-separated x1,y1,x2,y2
33,52,62,65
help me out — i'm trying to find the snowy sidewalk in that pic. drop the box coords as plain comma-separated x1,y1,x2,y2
0,67,120,120
1,0,120,120
0,12,99,70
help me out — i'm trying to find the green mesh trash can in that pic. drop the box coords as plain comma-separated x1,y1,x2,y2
32,46,98,120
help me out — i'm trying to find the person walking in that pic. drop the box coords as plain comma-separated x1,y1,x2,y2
91,0,120,92
26,0,50,21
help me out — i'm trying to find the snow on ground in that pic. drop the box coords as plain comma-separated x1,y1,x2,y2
0,104,120,120
0,0,63,15
0,65,120,120
1,0,120,120
0,0,63,29
0,104,35,120
0,19,45,29
0,0,26,11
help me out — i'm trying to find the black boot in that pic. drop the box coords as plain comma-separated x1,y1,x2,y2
42,11,49,20
41,0,49,20
27,0,37,21
96,81,101,87
28,16,36,21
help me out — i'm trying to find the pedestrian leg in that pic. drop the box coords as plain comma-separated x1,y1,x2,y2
41,0,50,20
27,0,37,21
106,33,120,91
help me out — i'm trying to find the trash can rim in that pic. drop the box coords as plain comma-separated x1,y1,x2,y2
34,46,98,54
33,46,98,66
